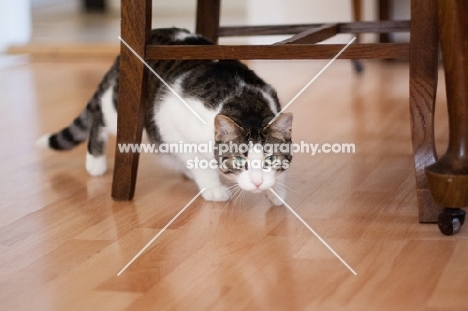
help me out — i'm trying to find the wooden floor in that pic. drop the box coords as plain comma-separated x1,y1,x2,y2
1,55,467,311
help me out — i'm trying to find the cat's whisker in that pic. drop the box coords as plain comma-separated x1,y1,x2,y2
277,174,303,186
221,185,239,213
226,187,243,221
235,190,243,211
232,188,244,210
222,186,242,217
275,182,297,193
240,190,249,211
226,184,239,190
259,193,272,210
224,183,240,210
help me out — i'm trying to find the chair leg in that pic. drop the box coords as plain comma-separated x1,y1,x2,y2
351,0,364,74
112,0,152,201
379,0,391,43
196,0,221,43
352,0,361,43
409,0,440,222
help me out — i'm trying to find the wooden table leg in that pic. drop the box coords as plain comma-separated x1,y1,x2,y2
424,0,468,232
409,0,440,222
111,0,151,201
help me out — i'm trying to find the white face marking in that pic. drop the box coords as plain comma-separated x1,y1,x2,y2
236,144,277,193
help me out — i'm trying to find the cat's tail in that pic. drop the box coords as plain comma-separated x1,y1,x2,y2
37,57,119,151
36,106,95,150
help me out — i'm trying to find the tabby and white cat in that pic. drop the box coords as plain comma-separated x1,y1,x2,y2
38,28,293,205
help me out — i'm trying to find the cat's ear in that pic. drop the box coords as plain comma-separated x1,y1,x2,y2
214,114,245,142
264,113,293,141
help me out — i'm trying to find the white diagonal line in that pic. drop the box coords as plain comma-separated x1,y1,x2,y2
118,36,207,125
117,188,206,276
268,188,357,276
269,37,356,125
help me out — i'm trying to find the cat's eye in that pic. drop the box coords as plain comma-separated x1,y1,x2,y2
233,156,246,168
264,155,278,166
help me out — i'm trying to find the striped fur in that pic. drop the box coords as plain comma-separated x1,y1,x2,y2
39,28,292,203
42,57,119,152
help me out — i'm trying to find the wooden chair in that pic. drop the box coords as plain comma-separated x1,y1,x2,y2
112,0,468,234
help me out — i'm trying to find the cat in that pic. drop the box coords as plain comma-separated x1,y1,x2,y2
37,28,293,205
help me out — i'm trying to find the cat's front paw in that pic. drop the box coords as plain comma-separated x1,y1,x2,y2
265,188,286,206
202,185,231,202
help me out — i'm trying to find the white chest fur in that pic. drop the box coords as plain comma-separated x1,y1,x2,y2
153,83,221,161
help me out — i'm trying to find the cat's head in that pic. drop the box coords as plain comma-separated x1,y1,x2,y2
214,113,293,193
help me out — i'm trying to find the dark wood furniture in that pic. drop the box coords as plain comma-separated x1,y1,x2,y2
424,0,468,235
379,0,391,43
111,0,468,234
83,0,106,12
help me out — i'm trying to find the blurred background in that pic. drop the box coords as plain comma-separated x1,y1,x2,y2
1,0,410,56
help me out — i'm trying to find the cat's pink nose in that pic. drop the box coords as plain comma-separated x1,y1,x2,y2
253,182,262,188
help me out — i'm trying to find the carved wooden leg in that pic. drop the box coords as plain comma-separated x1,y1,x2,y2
112,0,151,200
425,0,468,233
196,0,221,43
409,0,440,222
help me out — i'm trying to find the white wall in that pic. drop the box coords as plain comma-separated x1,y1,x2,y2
247,0,378,44
0,1,31,52
392,0,410,42
108,0,246,16
30,0,70,9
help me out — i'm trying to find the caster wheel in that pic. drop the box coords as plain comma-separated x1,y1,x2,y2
352,60,364,74
438,208,466,235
